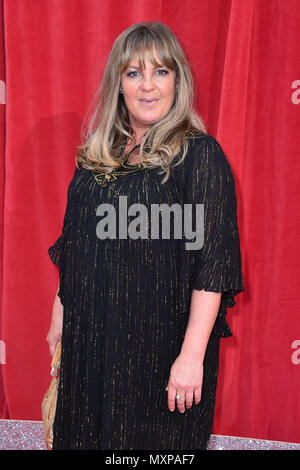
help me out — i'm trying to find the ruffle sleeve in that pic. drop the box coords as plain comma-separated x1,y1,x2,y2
48,232,67,267
185,135,244,337
48,184,73,267
48,166,79,302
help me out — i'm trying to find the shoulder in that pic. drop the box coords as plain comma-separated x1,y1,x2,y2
71,163,88,181
186,132,225,157
67,164,88,194
185,132,234,177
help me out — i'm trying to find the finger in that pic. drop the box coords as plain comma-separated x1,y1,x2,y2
167,386,177,412
185,390,194,409
176,390,186,413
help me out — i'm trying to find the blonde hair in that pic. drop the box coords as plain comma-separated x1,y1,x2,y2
76,21,207,183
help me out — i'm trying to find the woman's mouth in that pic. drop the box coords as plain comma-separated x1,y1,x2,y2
139,98,158,105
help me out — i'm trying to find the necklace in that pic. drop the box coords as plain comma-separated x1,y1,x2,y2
92,142,148,187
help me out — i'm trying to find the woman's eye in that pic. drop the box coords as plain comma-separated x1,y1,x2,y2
156,69,168,76
127,71,139,77
126,69,169,78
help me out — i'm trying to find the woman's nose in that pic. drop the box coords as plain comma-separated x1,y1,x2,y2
141,74,155,91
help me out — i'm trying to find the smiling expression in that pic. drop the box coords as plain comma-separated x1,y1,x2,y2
120,49,176,136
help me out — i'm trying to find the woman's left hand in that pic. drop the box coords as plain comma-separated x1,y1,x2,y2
165,353,204,413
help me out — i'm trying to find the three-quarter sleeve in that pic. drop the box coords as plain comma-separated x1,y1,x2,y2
48,166,78,267
48,166,80,305
185,135,244,337
48,216,70,267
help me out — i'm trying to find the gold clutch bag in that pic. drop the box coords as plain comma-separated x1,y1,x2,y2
41,340,61,450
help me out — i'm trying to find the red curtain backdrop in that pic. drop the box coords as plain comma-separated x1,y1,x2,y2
1,0,300,443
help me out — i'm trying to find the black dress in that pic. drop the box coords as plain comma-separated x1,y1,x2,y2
48,133,244,450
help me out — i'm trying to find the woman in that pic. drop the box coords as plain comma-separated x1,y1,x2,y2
47,21,244,450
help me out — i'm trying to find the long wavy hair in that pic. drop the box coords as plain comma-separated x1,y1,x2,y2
76,21,207,183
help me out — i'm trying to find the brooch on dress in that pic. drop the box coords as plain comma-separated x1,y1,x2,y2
92,143,148,187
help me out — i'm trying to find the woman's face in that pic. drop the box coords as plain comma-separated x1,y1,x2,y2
121,49,176,138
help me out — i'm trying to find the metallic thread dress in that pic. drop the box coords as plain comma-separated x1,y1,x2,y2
48,133,244,450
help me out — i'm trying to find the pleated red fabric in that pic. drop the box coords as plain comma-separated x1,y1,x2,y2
1,0,300,445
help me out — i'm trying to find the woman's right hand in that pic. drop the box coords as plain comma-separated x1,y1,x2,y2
46,286,64,356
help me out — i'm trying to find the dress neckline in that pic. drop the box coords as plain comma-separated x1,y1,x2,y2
92,143,147,187
122,143,144,166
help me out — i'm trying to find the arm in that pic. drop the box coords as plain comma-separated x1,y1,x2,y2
47,169,79,356
166,289,221,413
165,136,244,413
46,282,63,356
181,289,221,358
